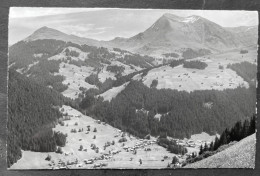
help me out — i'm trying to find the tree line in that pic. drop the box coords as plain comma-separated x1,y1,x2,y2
169,59,208,70
8,70,72,167
182,48,211,59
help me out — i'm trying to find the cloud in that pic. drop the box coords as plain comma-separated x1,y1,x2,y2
9,7,107,18
58,24,94,32
57,24,113,39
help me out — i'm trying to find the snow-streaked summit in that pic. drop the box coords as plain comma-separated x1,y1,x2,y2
182,15,201,23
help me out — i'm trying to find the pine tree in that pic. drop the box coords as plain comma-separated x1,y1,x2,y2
222,132,228,145
204,143,208,152
242,119,250,138
213,136,220,150
233,121,242,141
199,144,203,155
249,115,256,135
209,141,214,151
172,156,179,165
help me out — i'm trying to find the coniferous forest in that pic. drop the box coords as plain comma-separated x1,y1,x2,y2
80,79,256,139
7,69,72,167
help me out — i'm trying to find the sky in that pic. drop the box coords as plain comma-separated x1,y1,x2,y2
9,7,258,45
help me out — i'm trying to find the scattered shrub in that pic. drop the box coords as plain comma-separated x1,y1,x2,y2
240,49,248,54
172,156,179,164
45,154,51,161
150,79,158,88
79,145,83,151
118,137,127,143
219,65,224,70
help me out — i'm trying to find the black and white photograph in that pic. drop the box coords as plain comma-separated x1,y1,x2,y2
7,7,258,169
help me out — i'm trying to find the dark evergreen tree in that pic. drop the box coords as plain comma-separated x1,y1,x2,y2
199,144,203,155
209,141,214,151
172,156,179,164
203,143,208,152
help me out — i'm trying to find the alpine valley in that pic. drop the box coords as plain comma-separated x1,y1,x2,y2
7,13,257,169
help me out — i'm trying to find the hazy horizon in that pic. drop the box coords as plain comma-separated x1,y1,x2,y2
9,8,258,45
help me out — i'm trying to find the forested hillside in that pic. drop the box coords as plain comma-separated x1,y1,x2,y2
81,79,256,139
227,61,257,85
7,70,73,167
9,39,156,96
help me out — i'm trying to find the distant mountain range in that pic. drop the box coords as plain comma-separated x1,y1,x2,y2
24,13,258,57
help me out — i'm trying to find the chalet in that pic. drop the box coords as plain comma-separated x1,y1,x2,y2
177,142,186,146
86,160,93,164
94,163,101,168
189,144,196,148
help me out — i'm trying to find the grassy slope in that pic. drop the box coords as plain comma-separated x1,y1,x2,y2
185,133,256,168
141,47,256,92
10,105,177,169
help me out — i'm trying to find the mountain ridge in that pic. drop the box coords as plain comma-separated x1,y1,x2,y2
21,13,258,57
25,26,102,47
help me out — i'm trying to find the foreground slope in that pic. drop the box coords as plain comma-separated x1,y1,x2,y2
185,133,256,168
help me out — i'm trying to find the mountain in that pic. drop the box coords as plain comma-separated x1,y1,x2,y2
109,13,257,56
225,26,258,47
185,133,256,168
25,26,101,47
21,14,258,57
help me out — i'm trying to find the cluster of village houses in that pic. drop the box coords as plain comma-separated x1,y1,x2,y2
122,138,157,153
176,139,211,149
49,108,213,169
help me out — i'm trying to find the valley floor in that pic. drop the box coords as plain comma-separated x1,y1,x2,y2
10,106,186,169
